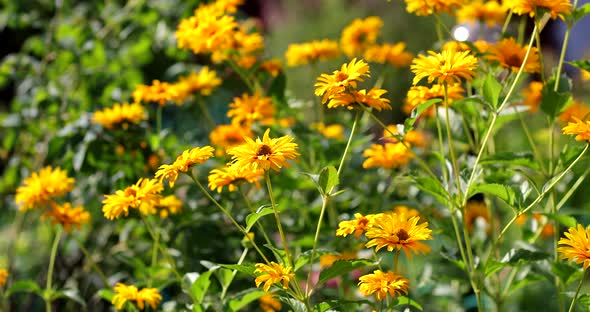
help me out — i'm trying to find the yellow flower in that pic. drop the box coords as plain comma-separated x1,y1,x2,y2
0,269,8,287
487,37,540,73
382,125,428,148
336,213,379,238
311,122,345,140
260,59,284,77
457,0,508,26
15,166,75,211
319,251,358,268
363,43,414,67
557,224,590,269
174,67,222,99
175,5,238,55
156,195,183,219
254,262,295,292
211,27,264,65
43,202,90,232
111,283,161,310
102,178,163,220
285,39,340,67
132,80,178,106
327,88,392,111
207,165,264,193
403,0,466,16
505,0,572,20
92,102,147,130
314,58,371,104
136,288,162,310
362,143,413,169
259,293,282,312
340,16,383,57
228,128,299,172
155,146,215,187
442,40,472,52
227,93,275,126
559,100,590,123
411,49,478,85
582,70,590,81
358,270,410,300
520,80,543,112
365,212,433,257
213,0,244,13
209,124,253,156
563,117,590,142
403,83,465,116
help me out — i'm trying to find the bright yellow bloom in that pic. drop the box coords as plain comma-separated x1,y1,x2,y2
363,43,414,67
311,122,345,140
505,0,572,20
557,224,590,269
382,125,428,148
362,143,413,169
227,93,275,126
210,26,264,65
208,165,263,193
260,59,284,77
403,83,465,116
340,16,383,57
254,262,295,292
209,124,253,155
213,0,244,13
358,270,410,300
0,269,8,287
172,67,222,103
92,102,147,130
227,129,299,172
102,178,163,220
15,166,75,211
155,195,183,219
43,202,90,232
336,213,379,238
563,117,590,142
259,293,282,312
365,212,433,257
327,88,392,111
411,50,478,85
314,58,371,103
132,80,178,106
559,100,590,123
404,0,466,16
155,146,215,187
285,40,340,67
111,283,161,310
136,288,162,310
488,37,540,73
457,0,508,26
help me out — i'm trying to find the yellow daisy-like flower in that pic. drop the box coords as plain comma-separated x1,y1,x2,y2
15,166,75,211
457,0,508,26
382,125,428,148
155,195,183,219
403,83,465,116
227,128,299,172
0,269,8,287
336,213,379,238
340,16,383,57
102,178,163,220
363,42,414,67
522,81,543,112
311,122,345,140
362,143,413,169
411,49,478,85
211,27,264,66
174,67,222,98
92,102,147,130
559,100,590,123
327,88,392,111
563,117,590,142
155,146,215,187
209,124,253,156
557,224,590,269
259,293,282,312
404,0,466,16
111,283,162,311
132,80,179,106
254,262,295,292
358,270,410,301
285,39,340,67
505,0,572,20
207,165,264,193
314,58,371,104
365,212,433,257
487,37,540,73
43,202,90,232
136,288,162,310
227,93,275,126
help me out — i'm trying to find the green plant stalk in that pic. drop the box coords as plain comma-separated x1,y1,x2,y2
306,196,329,297
393,250,400,274
557,167,590,210
501,10,513,35
336,110,361,177
220,247,249,300
226,59,256,93
435,105,450,183
550,191,565,312
554,0,579,91
443,83,463,200
72,236,110,288
264,172,292,266
45,226,63,312
533,12,546,82
140,214,183,282
149,224,160,288
568,269,589,312
515,107,548,174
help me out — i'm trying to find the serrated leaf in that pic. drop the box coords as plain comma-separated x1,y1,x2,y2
317,259,375,286
469,183,517,206
245,205,273,231
404,98,442,130
219,263,257,277
485,260,508,277
480,151,539,169
413,176,449,205
5,280,42,296
572,3,590,22
227,288,266,312
483,74,502,109
318,165,339,195
540,75,573,119
567,59,590,71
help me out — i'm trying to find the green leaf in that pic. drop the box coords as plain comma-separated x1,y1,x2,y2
551,261,579,285
543,213,577,228
317,259,375,286
485,260,508,278
508,273,544,293
245,205,273,231
469,183,517,206
51,289,86,306
503,249,550,265
404,98,442,131
269,72,286,104
279,297,307,312
313,299,372,311
227,288,266,312
392,296,423,311
5,280,42,296
540,75,573,119
318,165,339,195
294,248,333,271
184,271,213,304
219,263,257,277
483,74,502,109
480,151,539,169
97,289,115,302
572,3,590,22
413,176,449,205
567,59,590,71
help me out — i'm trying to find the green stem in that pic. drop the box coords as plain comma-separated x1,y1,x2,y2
501,10,513,35
336,110,361,178
533,13,546,82
568,269,588,312
226,59,256,93
435,105,450,184
264,172,292,266
239,186,274,249
306,196,329,296
149,224,160,287
72,236,110,288
443,83,463,200
393,250,400,273
554,0,578,91
220,247,249,300
45,226,63,312
140,214,183,282
515,106,547,174
196,96,215,131
556,167,590,210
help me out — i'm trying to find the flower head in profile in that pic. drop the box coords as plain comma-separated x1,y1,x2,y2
254,262,295,292
112,283,162,310
314,58,370,103
102,178,163,220
559,101,590,123
208,165,264,193
227,93,275,126
285,39,340,66
0,269,8,287
412,49,478,85
43,202,90,232
327,88,392,111
132,80,178,106
557,224,590,269
92,102,147,130
136,288,163,310
209,124,253,156
365,212,433,257
363,42,414,67
155,146,215,187
487,38,540,73
403,83,464,116
228,129,299,172
362,143,413,169
358,270,410,300
258,293,282,312
403,0,466,16
15,166,75,211
522,81,543,112
457,0,508,26
155,195,183,219
505,0,572,20
563,117,590,142
336,213,379,238
340,16,383,57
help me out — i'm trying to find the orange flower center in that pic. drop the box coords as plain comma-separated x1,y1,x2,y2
505,54,522,68
395,229,410,241
335,72,349,82
256,144,272,157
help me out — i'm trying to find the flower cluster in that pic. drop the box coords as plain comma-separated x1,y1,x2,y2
92,102,147,129
155,146,215,188
15,166,75,211
285,39,340,66
112,283,162,311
